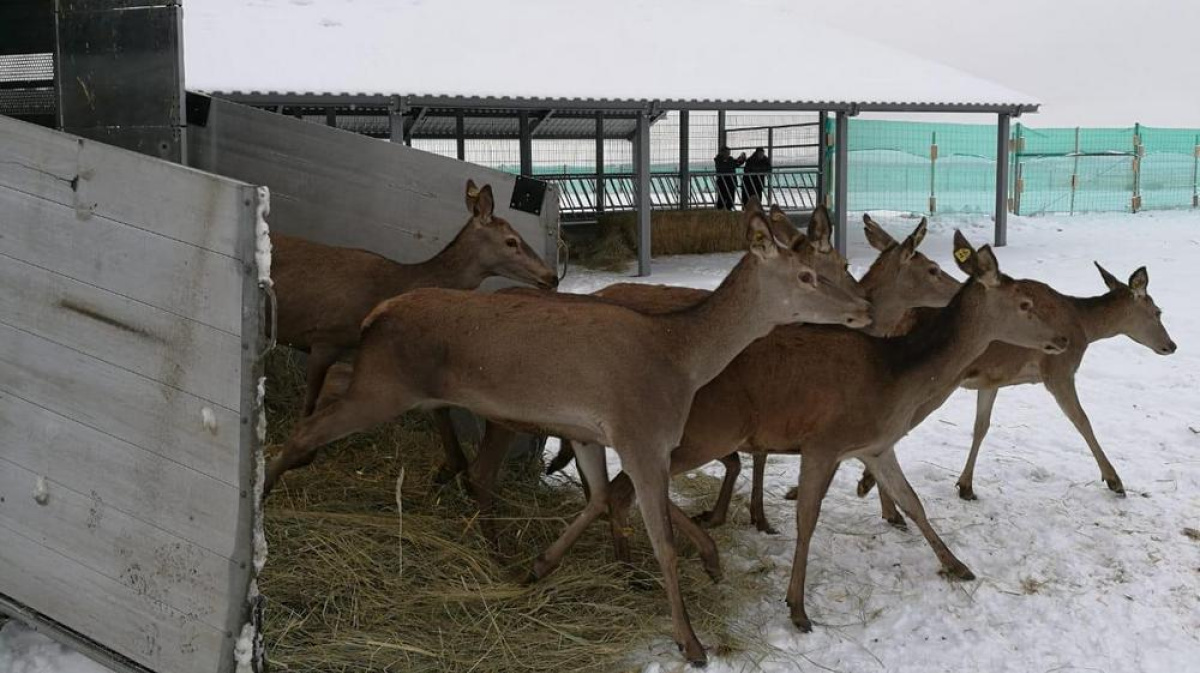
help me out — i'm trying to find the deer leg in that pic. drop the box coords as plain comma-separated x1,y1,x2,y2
529,442,609,581
749,451,779,534
265,384,413,497
605,472,722,582
693,452,740,527
785,453,838,633
301,344,343,416
1045,376,1124,495
546,439,576,475
432,409,470,484
625,454,707,665
467,421,518,543
861,447,974,580
956,387,999,500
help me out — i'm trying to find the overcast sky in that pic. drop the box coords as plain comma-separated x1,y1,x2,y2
818,0,1199,128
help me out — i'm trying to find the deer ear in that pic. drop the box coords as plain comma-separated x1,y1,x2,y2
807,205,833,254
863,214,897,252
473,184,495,222
899,217,927,262
465,179,480,212
1094,261,1122,292
952,230,980,277
746,211,779,259
972,245,1002,287
768,206,802,247
1128,266,1149,297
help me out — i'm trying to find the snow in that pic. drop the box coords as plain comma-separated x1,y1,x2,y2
254,186,272,288
4,209,1196,671
551,209,1200,673
183,0,1037,108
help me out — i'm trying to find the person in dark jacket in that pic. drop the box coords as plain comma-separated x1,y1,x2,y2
742,147,771,205
713,146,745,210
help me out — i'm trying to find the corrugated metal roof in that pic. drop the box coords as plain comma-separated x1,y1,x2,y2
185,0,1039,115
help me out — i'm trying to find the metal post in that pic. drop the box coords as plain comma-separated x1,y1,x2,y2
679,110,690,209
766,126,774,205
928,131,937,213
816,111,828,208
636,111,652,276
1069,126,1080,215
388,96,405,143
325,107,336,127
717,109,727,149
595,113,605,213
519,111,533,177
1192,134,1199,208
833,110,849,258
1131,122,1142,213
455,109,466,160
995,113,1011,247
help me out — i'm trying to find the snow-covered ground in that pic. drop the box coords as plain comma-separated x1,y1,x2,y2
4,209,1198,672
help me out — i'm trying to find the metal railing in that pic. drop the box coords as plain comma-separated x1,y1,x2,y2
542,166,820,218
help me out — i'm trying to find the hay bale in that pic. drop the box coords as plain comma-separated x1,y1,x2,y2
574,209,748,271
260,350,762,673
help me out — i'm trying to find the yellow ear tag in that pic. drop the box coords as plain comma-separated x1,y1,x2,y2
954,247,972,263
753,231,766,244
467,186,480,198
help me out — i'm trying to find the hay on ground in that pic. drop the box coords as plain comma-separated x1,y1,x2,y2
260,350,761,673
576,209,749,271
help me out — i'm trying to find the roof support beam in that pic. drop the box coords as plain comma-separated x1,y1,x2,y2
635,110,652,276
679,110,690,209
595,113,606,214
833,110,850,258
529,109,556,135
403,106,427,145
995,112,1011,247
455,109,465,160
518,111,533,177
387,96,406,143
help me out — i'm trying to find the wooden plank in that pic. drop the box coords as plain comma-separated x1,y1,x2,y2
0,392,244,559
0,322,242,486
0,460,239,631
0,255,242,409
0,114,245,256
0,183,245,335
188,98,558,268
0,522,229,673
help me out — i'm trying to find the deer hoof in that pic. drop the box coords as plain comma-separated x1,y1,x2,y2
857,474,877,497
956,483,977,501
886,513,908,530
790,612,814,633
784,486,798,501
691,510,722,528
1105,477,1126,496
433,463,462,485
940,560,976,581
629,570,659,592
702,560,723,584
528,555,557,583
754,520,779,535
680,639,708,667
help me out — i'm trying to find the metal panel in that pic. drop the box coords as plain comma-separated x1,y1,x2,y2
834,111,849,258
0,0,54,55
635,112,651,275
0,114,265,673
995,113,1011,247
186,94,559,269
55,2,185,161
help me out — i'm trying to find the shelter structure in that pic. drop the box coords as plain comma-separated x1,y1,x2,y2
184,0,1039,275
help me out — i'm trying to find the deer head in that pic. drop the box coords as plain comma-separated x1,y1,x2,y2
952,231,1070,355
863,214,960,308
1094,262,1176,355
744,199,872,329
458,179,558,290
769,204,866,304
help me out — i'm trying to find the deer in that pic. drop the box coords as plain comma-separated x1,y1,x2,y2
854,261,1176,528
484,213,960,534
541,232,1071,634
262,200,874,665
270,180,558,470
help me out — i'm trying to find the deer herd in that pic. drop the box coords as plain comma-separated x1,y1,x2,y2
263,179,1176,667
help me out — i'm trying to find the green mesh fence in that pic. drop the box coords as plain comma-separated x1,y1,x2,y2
835,119,1200,216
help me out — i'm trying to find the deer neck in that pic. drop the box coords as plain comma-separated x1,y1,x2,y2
393,231,487,293
857,257,910,337
1072,291,1125,343
889,284,996,406
657,255,779,386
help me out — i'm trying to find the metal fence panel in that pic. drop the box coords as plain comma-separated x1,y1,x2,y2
0,114,265,673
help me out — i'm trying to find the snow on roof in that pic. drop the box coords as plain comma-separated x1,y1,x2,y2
184,0,1039,110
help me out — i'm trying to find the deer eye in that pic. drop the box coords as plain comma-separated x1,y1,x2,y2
928,267,939,276
505,238,519,249
1155,309,1163,318
1019,299,1033,312
798,271,815,286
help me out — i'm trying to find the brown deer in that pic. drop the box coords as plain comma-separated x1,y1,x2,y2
857,262,1176,524
271,180,558,420
263,201,873,665
550,232,1071,634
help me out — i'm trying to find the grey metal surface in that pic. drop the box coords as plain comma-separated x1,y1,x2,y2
186,95,559,268
834,111,849,257
679,109,690,208
55,2,185,161
635,111,652,276
995,113,1011,247
0,115,264,673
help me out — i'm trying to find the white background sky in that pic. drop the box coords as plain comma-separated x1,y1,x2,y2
819,0,1200,128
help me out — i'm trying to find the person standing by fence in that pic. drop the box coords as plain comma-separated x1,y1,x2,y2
743,147,771,205
714,146,745,209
